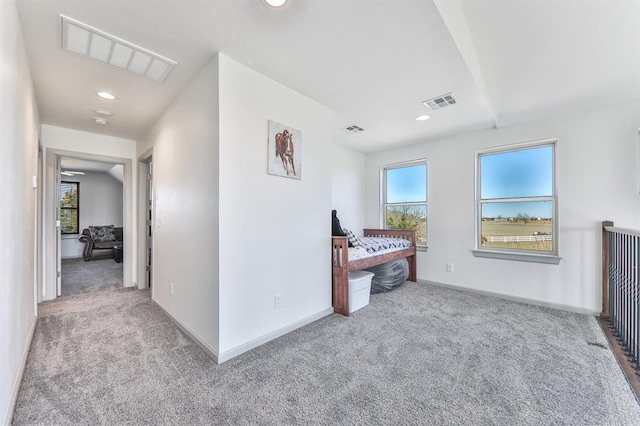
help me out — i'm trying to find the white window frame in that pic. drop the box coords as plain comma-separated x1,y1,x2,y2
380,159,428,249
473,139,561,264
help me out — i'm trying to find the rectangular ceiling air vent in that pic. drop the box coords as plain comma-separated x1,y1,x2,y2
423,93,457,110
60,15,177,83
344,125,364,133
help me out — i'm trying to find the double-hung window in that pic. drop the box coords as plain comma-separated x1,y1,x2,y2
475,139,559,263
60,181,79,234
382,160,427,247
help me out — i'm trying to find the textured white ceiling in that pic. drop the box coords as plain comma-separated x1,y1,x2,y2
16,0,640,153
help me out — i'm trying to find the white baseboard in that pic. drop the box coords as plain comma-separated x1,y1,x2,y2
419,280,600,316
5,315,37,426
152,300,220,364
153,300,333,365
217,307,334,364
61,255,82,260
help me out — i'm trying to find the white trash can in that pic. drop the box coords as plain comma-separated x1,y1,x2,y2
348,270,374,313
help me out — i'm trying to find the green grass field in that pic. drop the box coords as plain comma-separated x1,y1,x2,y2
481,220,553,251
481,220,552,236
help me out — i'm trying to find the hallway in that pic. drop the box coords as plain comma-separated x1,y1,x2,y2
11,259,203,423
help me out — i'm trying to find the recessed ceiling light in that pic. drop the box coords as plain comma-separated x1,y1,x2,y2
96,91,116,100
416,114,431,121
94,109,112,117
264,0,287,7
94,117,108,125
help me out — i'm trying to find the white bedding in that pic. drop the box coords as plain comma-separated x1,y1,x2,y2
347,236,413,261
347,245,408,261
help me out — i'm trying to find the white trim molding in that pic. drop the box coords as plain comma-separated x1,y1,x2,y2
419,280,597,315
154,300,333,365
153,300,219,363
217,308,334,364
6,316,37,426
472,249,562,264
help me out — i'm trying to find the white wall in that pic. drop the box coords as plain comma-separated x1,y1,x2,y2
0,0,40,423
217,55,334,356
331,144,365,234
137,56,220,355
365,101,640,313
136,54,335,361
60,172,123,259
41,125,136,300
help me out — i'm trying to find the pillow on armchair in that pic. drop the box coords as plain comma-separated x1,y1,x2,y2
89,225,116,242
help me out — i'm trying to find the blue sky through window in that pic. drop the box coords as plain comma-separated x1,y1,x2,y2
386,164,426,203
481,146,553,218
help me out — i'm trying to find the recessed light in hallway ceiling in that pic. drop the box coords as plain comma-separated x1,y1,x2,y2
94,109,112,117
96,91,116,100
60,15,177,83
264,0,288,7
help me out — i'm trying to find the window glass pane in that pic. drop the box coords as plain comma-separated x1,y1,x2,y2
481,146,553,199
386,164,426,203
386,204,427,245
60,209,78,234
480,201,553,252
60,182,78,208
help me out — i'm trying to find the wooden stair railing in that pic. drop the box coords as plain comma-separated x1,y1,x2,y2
600,220,640,402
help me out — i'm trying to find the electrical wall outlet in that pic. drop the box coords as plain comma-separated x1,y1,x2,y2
170,282,174,295
447,263,454,272
274,293,281,309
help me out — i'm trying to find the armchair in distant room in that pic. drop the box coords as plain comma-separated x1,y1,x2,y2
78,225,123,261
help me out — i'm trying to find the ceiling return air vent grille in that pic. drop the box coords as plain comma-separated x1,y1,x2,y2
423,93,457,110
60,15,177,83
344,125,364,133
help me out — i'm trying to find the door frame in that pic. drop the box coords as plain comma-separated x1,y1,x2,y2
55,156,62,296
42,148,135,301
137,149,154,294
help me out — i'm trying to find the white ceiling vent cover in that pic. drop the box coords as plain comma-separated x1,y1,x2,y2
423,93,457,110
60,15,177,83
344,125,364,133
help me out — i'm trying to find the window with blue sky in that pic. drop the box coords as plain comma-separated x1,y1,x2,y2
477,141,557,254
383,161,427,245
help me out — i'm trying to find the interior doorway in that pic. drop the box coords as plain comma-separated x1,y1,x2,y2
57,157,125,296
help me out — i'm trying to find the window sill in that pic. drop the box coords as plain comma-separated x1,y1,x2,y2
472,249,562,265
62,234,80,239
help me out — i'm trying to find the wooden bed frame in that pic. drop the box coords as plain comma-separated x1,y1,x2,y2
332,229,417,316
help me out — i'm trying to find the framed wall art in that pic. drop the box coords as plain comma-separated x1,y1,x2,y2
267,120,302,180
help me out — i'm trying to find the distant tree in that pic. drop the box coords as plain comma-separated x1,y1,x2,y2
496,215,503,221
60,186,78,233
60,188,77,208
517,212,530,225
386,205,427,243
